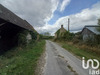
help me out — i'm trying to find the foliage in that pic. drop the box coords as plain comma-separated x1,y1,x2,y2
17,30,29,47
62,31,75,41
39,34,53,40
56,29,60,38
30,31,38,41
0,40,45,75
82,35,100,46
17,30,38,47
95,35,100,44
39,34,43,40
43,32,51,36
58,41,100,62
55,30,75,41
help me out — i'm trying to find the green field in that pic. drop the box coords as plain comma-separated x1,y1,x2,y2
0,40,45,75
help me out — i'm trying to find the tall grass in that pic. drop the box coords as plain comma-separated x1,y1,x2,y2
0,40,45,75
57,41,100,62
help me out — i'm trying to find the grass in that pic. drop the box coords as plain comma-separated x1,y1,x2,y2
0,40,45,75
57,41,100,62
67,65,78,75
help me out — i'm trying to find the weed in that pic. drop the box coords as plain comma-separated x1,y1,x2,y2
0,40,45,75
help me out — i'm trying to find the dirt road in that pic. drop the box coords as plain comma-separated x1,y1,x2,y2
43,40,89,75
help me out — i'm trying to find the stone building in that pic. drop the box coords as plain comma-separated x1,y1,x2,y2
55,25,67,39
81,25,100,41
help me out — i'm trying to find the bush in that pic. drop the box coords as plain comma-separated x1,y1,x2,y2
30,31,38,40
17,30,38,47
73,39,80,44
83,35,100,46
54,31,75,41
18,30,29,47
95,35,100,44
61,31,75,41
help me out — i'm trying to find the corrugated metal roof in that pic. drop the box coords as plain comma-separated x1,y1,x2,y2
0,4,33,31
85,26,100,35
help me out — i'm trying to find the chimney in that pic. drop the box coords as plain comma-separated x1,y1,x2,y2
61,25,63,28
68,18,70,31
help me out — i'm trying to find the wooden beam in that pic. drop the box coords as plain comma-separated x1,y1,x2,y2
0,22,6,26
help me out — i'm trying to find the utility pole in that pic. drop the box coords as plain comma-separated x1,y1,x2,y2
68,18,70,32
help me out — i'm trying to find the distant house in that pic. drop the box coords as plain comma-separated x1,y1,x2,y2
81,25,100,41
55,25,67,39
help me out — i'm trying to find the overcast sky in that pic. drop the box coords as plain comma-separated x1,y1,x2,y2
0,0,100,35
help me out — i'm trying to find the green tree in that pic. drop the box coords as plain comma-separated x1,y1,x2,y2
44,32,51,36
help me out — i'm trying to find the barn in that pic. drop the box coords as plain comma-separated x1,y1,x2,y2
0,4,34,53
81,25,100,41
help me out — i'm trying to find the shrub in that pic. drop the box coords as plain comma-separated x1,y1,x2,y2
17,30,29,47
62,31,75,41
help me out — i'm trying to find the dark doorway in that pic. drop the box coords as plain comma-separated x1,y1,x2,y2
0,19,24,54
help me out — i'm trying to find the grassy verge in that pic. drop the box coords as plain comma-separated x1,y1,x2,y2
0,40,45,75
56,41,100,62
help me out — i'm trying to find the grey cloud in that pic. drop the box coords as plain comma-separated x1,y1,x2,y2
1,0,100,35
38,1,100,35
0,0,54,27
